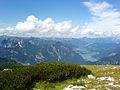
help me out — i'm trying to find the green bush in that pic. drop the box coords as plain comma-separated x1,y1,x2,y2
0,62,91,90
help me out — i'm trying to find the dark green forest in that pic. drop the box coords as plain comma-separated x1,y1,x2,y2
0,62,91,90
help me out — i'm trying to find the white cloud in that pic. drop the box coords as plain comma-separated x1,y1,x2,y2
0,15,81,38
83,1,120,37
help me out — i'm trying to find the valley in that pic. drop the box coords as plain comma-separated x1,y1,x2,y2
74,48,99,61
1,36,120,65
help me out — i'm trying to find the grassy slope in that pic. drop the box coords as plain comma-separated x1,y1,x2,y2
34,65,120,90
83,65,120,90
0,63,91,90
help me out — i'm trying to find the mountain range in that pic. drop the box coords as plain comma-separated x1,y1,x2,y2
0,35,120,65
0,36,85,64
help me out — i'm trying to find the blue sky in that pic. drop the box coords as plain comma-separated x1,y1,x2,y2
0,0,90,26
0,0,119,25
0,0,120,26
0,0,120,38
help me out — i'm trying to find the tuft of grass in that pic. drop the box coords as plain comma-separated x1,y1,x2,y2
34,77,86,90
34,81,55,90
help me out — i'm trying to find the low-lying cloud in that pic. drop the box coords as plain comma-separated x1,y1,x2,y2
0,16,81,38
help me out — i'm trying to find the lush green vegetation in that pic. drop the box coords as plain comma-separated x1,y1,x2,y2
34,78,85,90
0,57,19,68
0,62,91,90
34,65,120,90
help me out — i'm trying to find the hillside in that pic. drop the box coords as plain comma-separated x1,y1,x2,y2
34,65,120,90
0,62,91,90
96,53,120,65
59,37,120,62
1,36,120,65
0,36,85,64
0,57,19,68
95,46,120,65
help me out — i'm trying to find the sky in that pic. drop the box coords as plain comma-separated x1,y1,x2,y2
0,0,90,26
0,0,120,38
